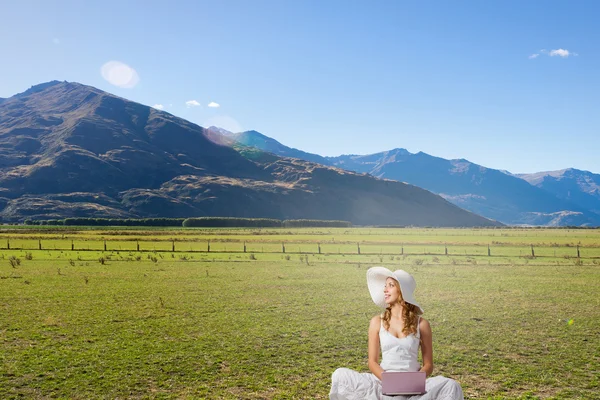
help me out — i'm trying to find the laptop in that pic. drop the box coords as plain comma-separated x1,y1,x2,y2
381,371,426,396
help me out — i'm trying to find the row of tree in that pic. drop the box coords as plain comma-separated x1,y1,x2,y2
23,217,352,228
25,218,186,226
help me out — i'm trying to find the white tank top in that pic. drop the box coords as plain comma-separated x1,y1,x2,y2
379,317,421,372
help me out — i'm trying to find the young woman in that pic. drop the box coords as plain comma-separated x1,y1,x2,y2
329,267,464,400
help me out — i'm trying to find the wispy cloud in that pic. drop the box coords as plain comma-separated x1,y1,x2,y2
207,102,220,108
531,48,577,59
186,100,201,107
152,104,164,110
52,38,60,45
100,61,140,88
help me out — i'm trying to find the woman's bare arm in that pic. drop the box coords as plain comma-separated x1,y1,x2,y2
419,318,434,377
368,315,385,380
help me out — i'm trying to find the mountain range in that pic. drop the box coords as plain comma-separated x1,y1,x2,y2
219,129,600,226
0,81,498,227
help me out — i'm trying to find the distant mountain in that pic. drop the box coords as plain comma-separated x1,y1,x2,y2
518,169,600,216
0,81,498,227
328,148,411,174
219,130,600,226
516,210,594,227
226,130,331,166
330,151,600,226
204,126,236,146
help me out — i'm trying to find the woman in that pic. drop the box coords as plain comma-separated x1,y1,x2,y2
329,267,464,400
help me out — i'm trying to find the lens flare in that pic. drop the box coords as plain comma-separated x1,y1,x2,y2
100,61,140,88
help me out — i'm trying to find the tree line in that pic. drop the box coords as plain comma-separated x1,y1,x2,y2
23,217,352,228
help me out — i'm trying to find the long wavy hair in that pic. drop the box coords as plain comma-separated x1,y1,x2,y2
381,279,421,337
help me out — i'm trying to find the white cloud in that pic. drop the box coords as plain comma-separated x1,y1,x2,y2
207,102,220,108
533,48,577,59
186,100,201,107
152,104,164,110
549,48,572,57
100,61,140,88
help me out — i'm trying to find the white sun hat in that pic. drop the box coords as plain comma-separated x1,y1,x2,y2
367,267,424,314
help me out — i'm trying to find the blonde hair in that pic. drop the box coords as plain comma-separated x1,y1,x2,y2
381,280,421,336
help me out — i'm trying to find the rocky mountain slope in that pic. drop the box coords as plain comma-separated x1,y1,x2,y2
0,81,499,227
220,131,600,226
518,169,600,216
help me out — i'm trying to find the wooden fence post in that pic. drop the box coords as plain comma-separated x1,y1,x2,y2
207,240,210,252
357,242,360,255
172,240,175,252
445,245,448,255
531,245,535,257
282,242,285,253
318,243,321,254
104,240,107,252
488,245,491,257
244,241,246,253
577,245,580,258
71,240,74,251
39,240,42,250
137,241,140,252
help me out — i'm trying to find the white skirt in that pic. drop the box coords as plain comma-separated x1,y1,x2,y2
329,367,464,400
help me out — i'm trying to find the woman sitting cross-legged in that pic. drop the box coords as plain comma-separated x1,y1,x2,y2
329,267,464,400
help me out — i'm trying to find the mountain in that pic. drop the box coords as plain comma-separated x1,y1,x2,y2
225,130,331,166
328,148,411,174
518,169,600,216
0,81,499,227
329,151,600,226
219,130,600,226
204,126,237,146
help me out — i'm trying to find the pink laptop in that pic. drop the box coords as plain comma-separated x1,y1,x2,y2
381,371,427,396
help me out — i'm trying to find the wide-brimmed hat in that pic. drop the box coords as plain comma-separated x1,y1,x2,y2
367,267,423,314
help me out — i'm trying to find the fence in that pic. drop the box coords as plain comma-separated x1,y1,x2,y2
1,239,598,259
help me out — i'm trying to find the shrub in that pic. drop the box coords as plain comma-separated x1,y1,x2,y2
183,217,282,228
63,218,184,227
282,219,352,228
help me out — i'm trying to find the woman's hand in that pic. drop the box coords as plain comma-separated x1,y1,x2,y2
368,315,385,380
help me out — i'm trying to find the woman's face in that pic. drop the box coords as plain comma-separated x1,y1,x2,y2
384,277,402,305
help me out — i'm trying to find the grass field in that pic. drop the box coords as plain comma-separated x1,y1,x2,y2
1,227,599,399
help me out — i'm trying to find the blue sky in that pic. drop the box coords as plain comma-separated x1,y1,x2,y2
1,0,598,173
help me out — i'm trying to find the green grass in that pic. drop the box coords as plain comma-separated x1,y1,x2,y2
3,226,600,259
1,228,599,399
